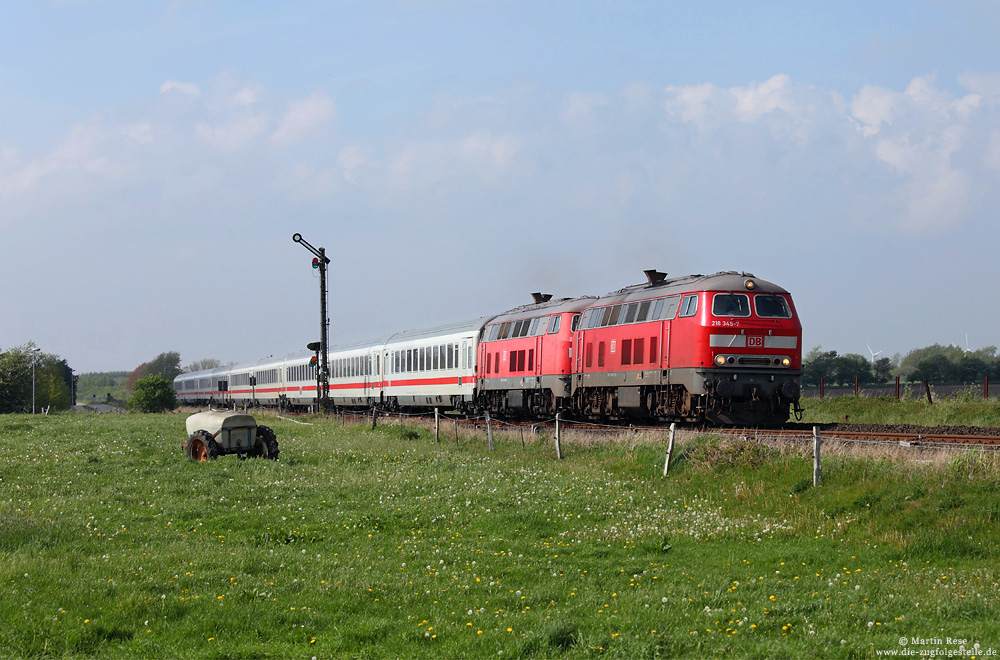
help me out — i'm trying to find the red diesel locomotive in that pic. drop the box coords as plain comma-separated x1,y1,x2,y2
477,271,802,426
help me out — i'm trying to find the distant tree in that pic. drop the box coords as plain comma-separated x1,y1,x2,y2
129,375,178,413
802,347,838,387
872,357,893,383
833,353,874,386
0,345,33,413
183,358,222,373
126,362,149,392
145,352,182,382
0,343,74,412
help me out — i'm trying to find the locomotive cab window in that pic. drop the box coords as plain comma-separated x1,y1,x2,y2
754,294,792,318
548,315,561,334
712,293,751,317
679,294,699,317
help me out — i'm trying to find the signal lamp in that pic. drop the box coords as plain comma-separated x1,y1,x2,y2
312,258,320,269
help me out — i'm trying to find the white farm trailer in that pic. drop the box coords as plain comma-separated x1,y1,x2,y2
184,411,279,461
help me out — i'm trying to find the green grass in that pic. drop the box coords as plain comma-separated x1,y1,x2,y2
801,392,1000,427
2,412,1000,658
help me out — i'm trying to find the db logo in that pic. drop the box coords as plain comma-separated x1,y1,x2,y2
747,336,764,348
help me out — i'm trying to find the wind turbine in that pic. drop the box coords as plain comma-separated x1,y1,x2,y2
866,343,882,364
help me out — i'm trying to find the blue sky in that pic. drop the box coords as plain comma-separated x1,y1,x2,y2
2,1,999,373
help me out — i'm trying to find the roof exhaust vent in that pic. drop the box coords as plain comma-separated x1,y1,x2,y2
531,292,553,304
644,270,667,285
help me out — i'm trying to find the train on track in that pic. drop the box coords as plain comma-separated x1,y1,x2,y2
174,270,803,426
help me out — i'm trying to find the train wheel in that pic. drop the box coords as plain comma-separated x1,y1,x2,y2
252,425,280,460
187,430,219,461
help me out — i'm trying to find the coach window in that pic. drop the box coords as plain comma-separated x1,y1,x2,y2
679,294,699,317
548,315,561,334
713,293,751,317
755,294,792,318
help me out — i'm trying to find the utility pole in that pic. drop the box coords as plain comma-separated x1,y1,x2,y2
293,233,331,412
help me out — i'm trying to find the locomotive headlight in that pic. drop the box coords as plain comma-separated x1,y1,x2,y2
744,279,756,290
782,358,791,367
715,355,726,366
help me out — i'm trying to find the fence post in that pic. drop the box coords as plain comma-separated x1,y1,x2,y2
486,411,494,452
896,376,900,400
663,422,676,477
986,376,990,400
813,426,822,487
371,407,378,430
455,419,460,445
854,376,859,397
924,379,933,405
434,407,440,443
555,412,563,460
820,378,824,398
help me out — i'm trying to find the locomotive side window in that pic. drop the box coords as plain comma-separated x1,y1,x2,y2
679,294,699,317
649,337,658,363
549,315,562,334
661,296,679,319
598,342,606,367
607,305,623,326
633,337,644,365
621,339,632,366
636,300,651,322
712,293,751,317
754,294,792,318
623,303,638,324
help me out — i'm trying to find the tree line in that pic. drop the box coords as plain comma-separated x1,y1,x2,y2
0,343,75,413
802,344,1000,388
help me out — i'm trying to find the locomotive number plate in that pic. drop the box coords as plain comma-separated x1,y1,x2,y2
747,336,764,348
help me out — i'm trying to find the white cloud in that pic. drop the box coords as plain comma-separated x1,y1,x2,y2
195,114,268,152
731,74,795,122
160,80,200,96
561,91,609,129
338,145,365,182
270,93,336,147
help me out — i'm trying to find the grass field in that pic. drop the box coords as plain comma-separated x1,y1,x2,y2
2,408,999,658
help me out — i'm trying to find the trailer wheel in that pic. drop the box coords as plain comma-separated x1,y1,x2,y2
187,430,219,461
252,425,279,460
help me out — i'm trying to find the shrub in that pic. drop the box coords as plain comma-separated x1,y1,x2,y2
128,375,177,413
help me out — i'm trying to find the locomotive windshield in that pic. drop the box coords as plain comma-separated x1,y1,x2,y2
712,293,751,317
754,294,792,318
